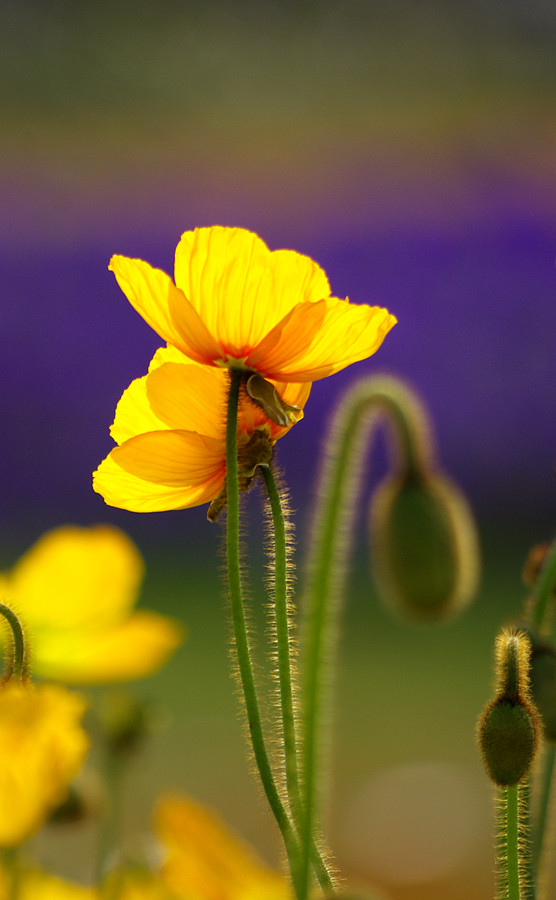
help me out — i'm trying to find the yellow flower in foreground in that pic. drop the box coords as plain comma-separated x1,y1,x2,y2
0,525,183,683
0,681,88,846
110,226,396,383
156,794,292,900
93,346,310,512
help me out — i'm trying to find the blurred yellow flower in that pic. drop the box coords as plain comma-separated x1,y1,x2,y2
156,793,292,900
0,525,183,683
0,681,88,847
0,868,97,900
93,346,309,512
110,226,396,383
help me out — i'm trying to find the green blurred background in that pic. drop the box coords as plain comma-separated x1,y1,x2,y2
2,1,556,897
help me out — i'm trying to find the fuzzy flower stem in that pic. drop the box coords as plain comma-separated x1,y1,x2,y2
261,465,334,894
505,785,521,900
225,370,303,897
300,380,401,894
498,782,536,900
529,536,556,632
298,376,434,896
261,465,300,810
0,602,28,681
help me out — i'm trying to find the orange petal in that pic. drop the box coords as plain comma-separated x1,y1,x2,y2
247,297,397,381
146,362,226,440
109,255,220,364
172,227,330,360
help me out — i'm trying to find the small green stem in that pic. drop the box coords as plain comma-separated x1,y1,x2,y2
96,746,125,890
0,603,27,681
532,744,555,881
505,785,521,900
530,536,556,632
261,465,335,894
499,782,535,900
225,371,303,897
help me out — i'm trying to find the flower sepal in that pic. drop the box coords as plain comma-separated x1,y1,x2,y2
246,373,301,427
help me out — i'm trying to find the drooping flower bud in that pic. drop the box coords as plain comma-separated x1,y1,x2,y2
478,630,540,786
369,466,479,623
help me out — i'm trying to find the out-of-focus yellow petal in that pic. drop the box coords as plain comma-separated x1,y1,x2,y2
146,363,226,440
109,256,221,364
247,297,397,381
4,869,98,900
94,448,225,513
103,869,174,900
31,611,183,684
7,525,143,629
172,227,330,362
156,794,292,900
0,682,88,846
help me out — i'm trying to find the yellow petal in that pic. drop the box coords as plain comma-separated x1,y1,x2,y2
94,442,225,513
146,362,226,440
8,525,144,629
110,255,220,363
172,227,330,361
9,869,97,900
31,612,183,684
110,373,167,445
247,297,397,381
0,683,88,846
156,794,292,900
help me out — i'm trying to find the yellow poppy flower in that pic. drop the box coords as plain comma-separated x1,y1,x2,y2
0,525,183,683
93,346,310,513
0,681,88,847
109,226,396,383
155,793,292,900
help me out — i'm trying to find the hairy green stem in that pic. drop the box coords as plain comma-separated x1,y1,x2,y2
261,465,335,894
505,785,521,900
261,466,300,812
498,782,535,900
300,377,423,894
225,371,302,896
0,603,27,681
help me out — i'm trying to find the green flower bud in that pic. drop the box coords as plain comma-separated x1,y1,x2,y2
477,630,540,786
369,467,479,623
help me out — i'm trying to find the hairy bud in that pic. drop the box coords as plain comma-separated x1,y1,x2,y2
369,467,479,623
478,630,540,786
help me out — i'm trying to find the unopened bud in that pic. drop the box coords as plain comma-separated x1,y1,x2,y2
478,630,540,786
369,467,479,623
